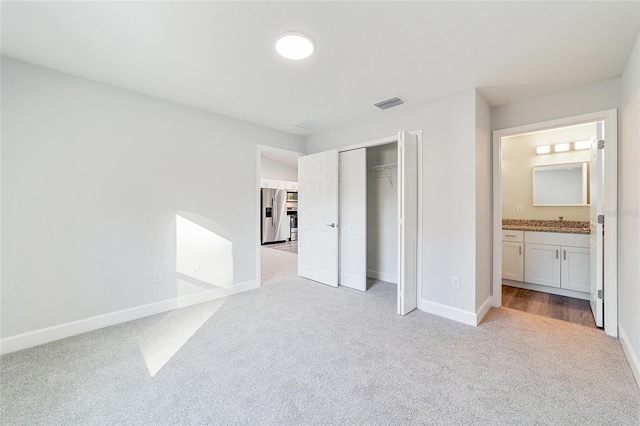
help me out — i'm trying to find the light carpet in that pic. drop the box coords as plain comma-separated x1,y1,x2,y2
1,248,638,425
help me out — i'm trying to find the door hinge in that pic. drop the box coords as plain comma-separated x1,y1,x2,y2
598,140,605,149
597,215,605,224
598,289,603,300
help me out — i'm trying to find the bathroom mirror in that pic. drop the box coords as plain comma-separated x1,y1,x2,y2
533,162,589,206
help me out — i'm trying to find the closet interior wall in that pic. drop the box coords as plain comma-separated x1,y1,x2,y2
366,143,398,284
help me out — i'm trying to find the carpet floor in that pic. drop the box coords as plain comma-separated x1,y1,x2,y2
1,248,638,425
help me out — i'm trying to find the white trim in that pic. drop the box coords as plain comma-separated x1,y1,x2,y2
421,299,478,327
491,109,618,337
0,280,258,355
619,327,640,389
476,296,493,325
367,269,397,284
256,145,304,287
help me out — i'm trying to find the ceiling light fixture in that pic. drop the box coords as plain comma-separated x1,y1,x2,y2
275,32,314,60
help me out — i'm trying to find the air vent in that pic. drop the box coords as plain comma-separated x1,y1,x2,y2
294,119,325,131
374,96,405,110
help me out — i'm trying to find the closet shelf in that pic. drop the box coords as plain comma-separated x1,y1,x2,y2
368,163,397,171
368,163,397,187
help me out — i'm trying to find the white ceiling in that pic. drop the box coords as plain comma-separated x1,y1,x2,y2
2,1,639,136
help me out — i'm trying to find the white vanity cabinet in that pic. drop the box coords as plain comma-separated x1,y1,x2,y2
502,231,524,282
524,231,590,293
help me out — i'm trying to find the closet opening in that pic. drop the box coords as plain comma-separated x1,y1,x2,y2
364,143,398,294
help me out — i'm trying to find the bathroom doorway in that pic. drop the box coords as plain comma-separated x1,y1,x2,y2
492,109,617,335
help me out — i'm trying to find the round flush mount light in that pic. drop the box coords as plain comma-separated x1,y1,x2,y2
275,32,314,60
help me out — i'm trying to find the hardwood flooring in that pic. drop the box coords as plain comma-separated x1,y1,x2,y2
502,285,597,329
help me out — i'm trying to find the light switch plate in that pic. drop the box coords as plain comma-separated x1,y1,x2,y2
516,206,523,214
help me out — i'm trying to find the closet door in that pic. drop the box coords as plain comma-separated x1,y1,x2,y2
339,149,367,291
397,131,418,315
298,150,339,287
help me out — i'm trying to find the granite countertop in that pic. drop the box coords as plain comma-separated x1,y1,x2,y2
502,219,590,235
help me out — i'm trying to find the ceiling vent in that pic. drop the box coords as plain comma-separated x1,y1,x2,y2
294,119,325,131
374,96,405,110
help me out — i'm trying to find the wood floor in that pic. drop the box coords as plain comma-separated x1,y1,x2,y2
502,285,597,328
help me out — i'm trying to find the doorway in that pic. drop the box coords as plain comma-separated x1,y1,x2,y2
492,109,618,336
256,145,303,286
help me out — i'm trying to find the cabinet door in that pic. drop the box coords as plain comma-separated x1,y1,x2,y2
561,246,590,293
525,243,561,288
502,242,523,281
285,181,299,191
278,180,287,190
260,179,278,189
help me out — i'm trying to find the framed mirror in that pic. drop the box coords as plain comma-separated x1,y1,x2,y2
533,162,589,206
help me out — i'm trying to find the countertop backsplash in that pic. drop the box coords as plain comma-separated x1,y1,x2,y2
503,219,590,234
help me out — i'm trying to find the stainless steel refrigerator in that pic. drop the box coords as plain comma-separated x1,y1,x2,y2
261,188,288,244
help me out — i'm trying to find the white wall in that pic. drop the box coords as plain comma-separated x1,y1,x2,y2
475,92,492,316
1,58,305,341
366,143,398,283
260,155,298,181
308,89,492,325
491,77,621,131
502,123,595,221
619,33,640,386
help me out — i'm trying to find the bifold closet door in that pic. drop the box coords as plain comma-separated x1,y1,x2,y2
397,131,418,315
339,148,366,291
298,150,339,287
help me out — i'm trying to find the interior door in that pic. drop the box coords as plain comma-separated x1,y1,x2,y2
298,150,339,287
397,131,418,315
339,148,367,291
590,123,604,327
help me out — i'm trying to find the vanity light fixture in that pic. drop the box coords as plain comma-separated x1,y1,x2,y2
554,143,570,152
275,32,314,60
536,145,551,155
574,140,592,150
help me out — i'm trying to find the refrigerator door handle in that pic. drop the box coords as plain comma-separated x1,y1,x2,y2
272,198,275,226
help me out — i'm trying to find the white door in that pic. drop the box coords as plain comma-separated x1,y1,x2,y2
524,243,561,288
590,124,604,327
339,149,367,291
397,131,418,315
502,242,523,282
298,150,339,287
561,246,590,293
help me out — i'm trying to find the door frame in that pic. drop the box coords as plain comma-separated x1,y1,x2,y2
256,144,304,286
491,109,618,337
336,130,423,310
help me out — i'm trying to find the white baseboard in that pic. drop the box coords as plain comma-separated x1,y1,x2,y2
0,280,258,355
367,269,397,284
619,326,640,389
420,299,477,326
475,296,493,325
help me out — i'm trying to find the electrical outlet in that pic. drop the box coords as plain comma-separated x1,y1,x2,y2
516,206,523,214
192,265,199,277
154,271,162,283
451,276,460,289
246,204,255,214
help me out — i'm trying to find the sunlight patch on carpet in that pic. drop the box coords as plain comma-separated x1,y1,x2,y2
139,298,225,377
